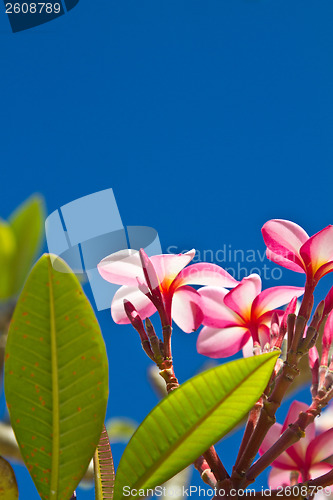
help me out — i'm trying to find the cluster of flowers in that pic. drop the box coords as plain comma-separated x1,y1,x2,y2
97,219,333,491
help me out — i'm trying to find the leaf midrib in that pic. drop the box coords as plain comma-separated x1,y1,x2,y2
48,258,60,499
117,354,277,494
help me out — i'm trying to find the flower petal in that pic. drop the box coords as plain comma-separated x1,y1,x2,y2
300,226,333,280
316,404,333,432
98,249,145,286
309,463,332,479
224,274,262,322
307,428,333,464
268,468,300,489
150,249,195,288
324,285,333,317
262,219,308,270
196,326,250,358
172,286,204,333
258,324,270,348
174,263,238,289
282,402,309,431
281,401,315,466
242,337,254,357
260,423,298,469
266,249,305,273
259,310,285,326
308,346,319,370
198,287,242,328
323,310,333,349
253,286,304,319
111,286,156,324
314,261,333,282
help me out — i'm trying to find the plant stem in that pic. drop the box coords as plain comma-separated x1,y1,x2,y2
298,281,315,320
233,398,263,472
244,387,333,487
233,285,318,487
203,447,229,482
194,456,217,487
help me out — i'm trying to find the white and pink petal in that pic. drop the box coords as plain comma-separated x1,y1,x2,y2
173,263,238,289
242,337,255,357
224,274,262,322
262,219,309,269
98,249,145,286
268,468,300,489
306,428,333,465
281,401,315,466
197,326,250,358
252,286,304,319
260,423,298,469
258,324,271,348
171,286,204,333
300,226,333,280
150,250,195,288
314,261,333,282
266,248,305,273
198,286,241,328
111,285,157,324
308,463,332,479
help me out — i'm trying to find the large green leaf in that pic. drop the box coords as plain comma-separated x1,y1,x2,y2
114,352,278,499
8,194,45,297
4,254,109,500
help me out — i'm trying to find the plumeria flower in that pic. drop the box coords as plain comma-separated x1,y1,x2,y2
262,219,333,285
317,402,333,433
196,274,304,358
97,249,238,333
259,401,333,488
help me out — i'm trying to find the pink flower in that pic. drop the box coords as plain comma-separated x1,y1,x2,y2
316,402,333,433
262,220,333,284
97,249,238,333
259,401,333,488
196,274,304,358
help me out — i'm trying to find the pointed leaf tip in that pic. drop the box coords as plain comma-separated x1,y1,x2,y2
114,351,278,499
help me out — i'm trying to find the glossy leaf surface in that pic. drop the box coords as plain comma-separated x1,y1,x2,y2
114,352,278,499
4,255,108,500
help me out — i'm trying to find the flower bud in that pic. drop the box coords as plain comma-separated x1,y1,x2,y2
123,300,146,339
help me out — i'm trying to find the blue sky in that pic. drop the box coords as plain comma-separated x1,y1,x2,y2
1,0,333,498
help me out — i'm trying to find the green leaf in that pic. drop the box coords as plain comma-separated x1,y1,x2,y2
0,456,18,500
114,352,279,499
8,195,45,297
93,425,115,500
4,254,109,500
0,220,16,300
